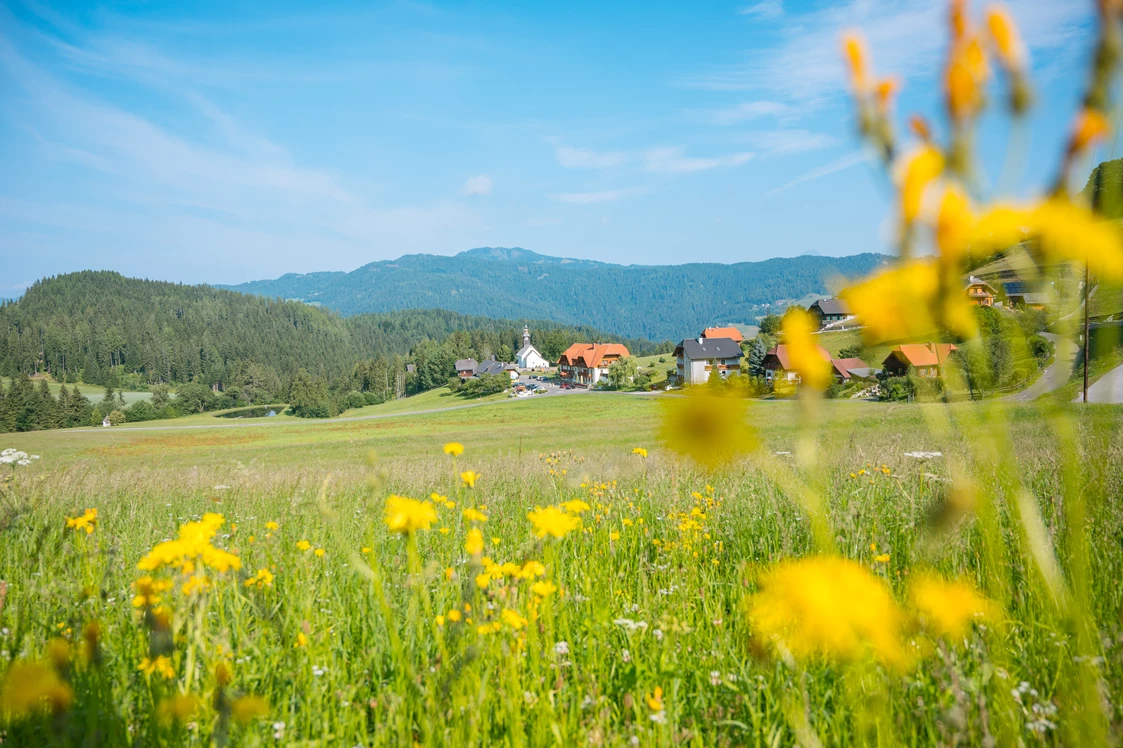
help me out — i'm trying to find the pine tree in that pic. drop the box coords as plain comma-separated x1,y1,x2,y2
34,379,60,430
748,338,768,377
57,385,71,427
70,386,94,427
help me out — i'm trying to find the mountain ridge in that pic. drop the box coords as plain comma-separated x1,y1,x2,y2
221,247,888,340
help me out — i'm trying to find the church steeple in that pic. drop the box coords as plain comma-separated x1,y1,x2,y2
522,325,530,348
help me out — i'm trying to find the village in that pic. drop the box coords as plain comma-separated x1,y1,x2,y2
450,269,1051,402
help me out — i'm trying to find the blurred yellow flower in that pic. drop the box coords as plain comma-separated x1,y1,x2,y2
632,447,648,458
361,547,372,554
985,6,1025,71
460,470,481,488
66,508,98,535
501,609,528,630
945,34,990,122
842,260,957,343
462,508,487,522
910,574,995,639
132,576,172,608
897,144,944,227
156,694,202,725
264,521,279,531
383,495,437,534
294,632,308,649
531,581,557,598
138,655,176,680
561,499,591,514
296,540,311,552
527,505,580,539
1032,197,1123,280
747,556,906,668
443,442,465,456
518,560,546,578
137,513,241,575
874,553,891,563
465,527,485,556
230,695,269,725
841,32,868,92
447,609,462,622
610,531,621,541
244,568,274,589
646,686,664,712
1070,108,1110,155
658,389,757,468
781,309,831,390
0,661,73,719
313,548,325,557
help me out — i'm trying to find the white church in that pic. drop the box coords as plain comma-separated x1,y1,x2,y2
516,326,550,370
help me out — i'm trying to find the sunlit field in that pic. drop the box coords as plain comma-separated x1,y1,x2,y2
2,395,1122,745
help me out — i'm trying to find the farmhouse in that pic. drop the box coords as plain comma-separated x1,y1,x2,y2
557,343,630,387
831,357,875,383
455,358,479,379
701,326,743,343
475,357,519,381
1002,280,1049,310
881,343,959,378
516,326,550,370
965,276,997,307
808,298,855,330
674,337,743,384
762,343,831,384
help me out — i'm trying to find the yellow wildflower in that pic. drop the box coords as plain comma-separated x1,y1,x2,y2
244,568,274,588
230,695,269,725
132,576,172,608
443,441,465,456
1069,108,1110,155
313,548,325,557
610,531,621,541
1032,197,1123,280
646,686,664,712
383,495,437,534
265,521,279,531
501,609,528,630
138,655,176,680
361,547,372,554
632,447,648,458
842,260,954,343
841,32,868,92
747,556,905,668
527,505,580,539
910,574,995,639
561,499,591,514
781,309,831,390
447,609,462,622
460,470,481,488
0,661,73,718
465,527,485,556
874,553,891,563
435,615,446,627
137,514,240,575
294,632,308,649
475,573,491,589
518,560,546,579
531,581,557,598
658,389,757,467
65,508,98,535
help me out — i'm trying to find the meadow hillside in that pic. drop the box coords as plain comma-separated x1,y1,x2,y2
2,395,1121,745
221,248,887,340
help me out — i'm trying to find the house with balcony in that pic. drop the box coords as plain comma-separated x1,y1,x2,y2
556,343,630,386
674,337,743,384
808,298,856,330
965,276,997,307
762,344,832,384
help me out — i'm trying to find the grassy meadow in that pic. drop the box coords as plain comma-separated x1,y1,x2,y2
2,393,1123,745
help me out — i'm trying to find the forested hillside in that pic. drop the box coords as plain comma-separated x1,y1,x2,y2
0,272,667,430
223,248,888,340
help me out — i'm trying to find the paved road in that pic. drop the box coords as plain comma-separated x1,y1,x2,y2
1004,333,1075,402
1074,362,1123,403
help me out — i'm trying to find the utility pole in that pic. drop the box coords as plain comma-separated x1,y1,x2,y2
1083,263,1090,403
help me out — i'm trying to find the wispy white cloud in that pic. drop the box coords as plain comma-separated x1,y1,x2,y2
461,175,493,195
549,187,646,205
554,145,628,169
768,150,872,194
741,129,838,156
678,0,1092,99
644,147,753,174
738,1,783,21
687,100,789,125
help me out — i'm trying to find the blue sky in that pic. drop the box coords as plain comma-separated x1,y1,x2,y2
0,0,1101,293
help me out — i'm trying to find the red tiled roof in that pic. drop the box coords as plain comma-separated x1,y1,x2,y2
702,326,743,342
831,357,868,378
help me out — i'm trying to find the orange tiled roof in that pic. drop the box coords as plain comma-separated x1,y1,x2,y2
702,326,743,342
557,343,631,368
887,343,958,368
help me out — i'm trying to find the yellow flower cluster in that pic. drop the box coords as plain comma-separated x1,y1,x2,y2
65,507,98,535
0,661,73,721
442,441,464,456
137,513,241,576
527,505,581,539
244,567,275,589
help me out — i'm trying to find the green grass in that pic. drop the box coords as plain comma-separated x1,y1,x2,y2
2,395,1122,745
815,328,893,367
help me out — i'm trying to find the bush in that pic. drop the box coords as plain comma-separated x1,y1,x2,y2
460,374,510,398
124,401,159,422
363,392,381,406
107,410,126,426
